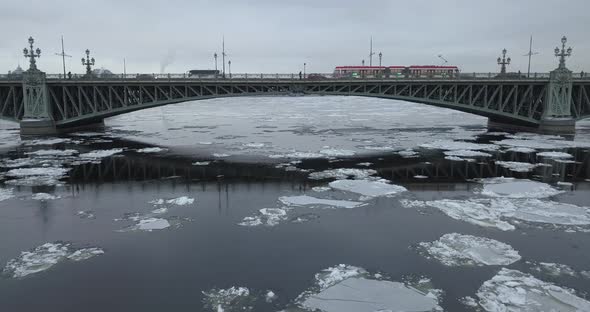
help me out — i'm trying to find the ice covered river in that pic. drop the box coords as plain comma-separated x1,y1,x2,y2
0,96,589,311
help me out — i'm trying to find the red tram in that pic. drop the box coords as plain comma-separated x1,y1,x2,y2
333,65,459,78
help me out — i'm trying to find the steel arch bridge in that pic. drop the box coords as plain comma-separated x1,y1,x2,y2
1,76,590,135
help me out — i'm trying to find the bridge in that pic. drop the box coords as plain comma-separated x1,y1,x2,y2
1,37,589,135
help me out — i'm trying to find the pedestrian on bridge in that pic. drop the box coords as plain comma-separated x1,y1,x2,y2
299,71,302,80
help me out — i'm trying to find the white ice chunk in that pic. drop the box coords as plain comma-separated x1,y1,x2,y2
66,248,104,261
79,148,123,159
212,153,230,158
165,196,194,205
421,140,500,151
6,167,70,178
398,149,420,158
22,138,73,146
308,168,377,180
537,151,574,159
425,199,516,231
329,179,407,198
478,177,564,198
279,195,366,209
444,150,492,157
135,147,167,153
238,208,288,227
418,233,521,266
0,188,14,201
319,148,356,157
2,243,103,278
499,199,590,226
192,161,211,166
301,277,441,312
495,161,541,172
31,193,59,201
532,262,577,277
477,268,590,312
202,286,252,312
312,186,331,192
136,218,171,231
26,149,78,156
506,146,537,153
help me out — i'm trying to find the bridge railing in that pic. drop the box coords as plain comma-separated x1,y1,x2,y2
2,72,590,81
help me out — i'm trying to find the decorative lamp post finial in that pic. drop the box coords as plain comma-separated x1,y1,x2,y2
497,48,510,75
23,36,41,71
82,49,96,75
555,36,572,70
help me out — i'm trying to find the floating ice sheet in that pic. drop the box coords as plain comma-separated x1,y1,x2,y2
202,286,253,312
308,168,377,180
530,262,578,277
31,193,59,200
329,179,407,198
134,218,171,231
278,195,366,209
476,268,590,312
418,233,521,266
296,264,442,312
239,208,289,227
421,140,500,151
2,242,104,278
0,188,14,201
444,150,492,157
319,148,356,157
478,177,564,198
5,167,70,186
165,196,194,206
494,161,541,172
423,199,516,231
135,147,167,153
79,148,124,159
26,149,78,156
192,161,211,166
537,151,574,159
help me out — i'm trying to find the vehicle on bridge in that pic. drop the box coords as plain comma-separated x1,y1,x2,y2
188,69,220,78
333,65,459,79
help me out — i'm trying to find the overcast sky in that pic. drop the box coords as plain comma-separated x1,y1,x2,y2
1,0,589,74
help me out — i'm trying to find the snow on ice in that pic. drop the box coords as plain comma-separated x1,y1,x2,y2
79,148,124,159
135,147,167,153
494,161,541,172
202,286,253,312
329,179,407,198
2,242,104,278
476,268,590,312
477,177,564,198
239,208,288,227
308,168,377,180
278,195,366,209
418,233,521,266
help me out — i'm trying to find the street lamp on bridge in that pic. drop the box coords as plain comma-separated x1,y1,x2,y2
378,52,382,67
228,60,231,78
23,36,41,71
82,49,95,75
555,36,572,70
497,48,511,75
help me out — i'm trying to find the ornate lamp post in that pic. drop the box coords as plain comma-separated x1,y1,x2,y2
23,36,41,71
378,52,382,67
228,60,231,78
555,36,572,70
497,49,510,75
82,49,95,75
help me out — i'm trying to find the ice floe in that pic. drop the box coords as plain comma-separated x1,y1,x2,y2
278,195,366,209
76,210,95,219
31,193,59,201
202,286,253,312
311,186,331,192
398,149,420,158
0,188,14,201
238,208,288,227
506,146,537,153
418,233,521,266
22,138,73,146
445,155,475,162
444,150,492,157
329,179,407,198
319,148,356,157
2,242,104,278
356,162,372,167
477,177,564,199
494,161,541,172
135,147,167,153
26,149,78,156
165,196,194,206
308,168,377,180
79,148,124,159
5,167,70,186
213,153,230,158
476,268,590,312
192,161,211,166
421,140,500,151
133,218,171,231
530,262,578,277
407,197,590,231
537,151,574,159
296,264,442,312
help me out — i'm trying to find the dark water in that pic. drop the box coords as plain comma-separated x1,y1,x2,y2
0,97,589,311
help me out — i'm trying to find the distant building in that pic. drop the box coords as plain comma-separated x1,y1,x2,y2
7,65,24,77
